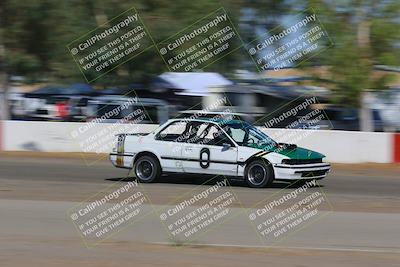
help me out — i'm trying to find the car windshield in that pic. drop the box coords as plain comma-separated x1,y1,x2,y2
221,121,278,148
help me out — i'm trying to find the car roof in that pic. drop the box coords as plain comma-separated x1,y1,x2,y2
168,117,246,125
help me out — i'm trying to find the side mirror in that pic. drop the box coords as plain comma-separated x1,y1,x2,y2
222,142,231,151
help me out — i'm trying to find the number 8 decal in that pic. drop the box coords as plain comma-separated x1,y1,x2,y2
200,147,210,169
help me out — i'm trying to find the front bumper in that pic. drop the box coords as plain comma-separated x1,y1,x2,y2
273,163,331,180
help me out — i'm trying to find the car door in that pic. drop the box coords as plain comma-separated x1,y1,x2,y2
153,120,187,173
181,122,238,176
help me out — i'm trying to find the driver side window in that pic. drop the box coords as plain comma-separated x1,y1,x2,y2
229,128,245,144
202,125,234,147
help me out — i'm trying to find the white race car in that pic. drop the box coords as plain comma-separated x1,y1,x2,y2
110,118,330,188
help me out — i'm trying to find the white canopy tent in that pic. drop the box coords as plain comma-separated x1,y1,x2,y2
157,72,233,96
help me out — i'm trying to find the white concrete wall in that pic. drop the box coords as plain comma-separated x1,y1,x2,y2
260,128,392,164
1,121,393,163
2,121,158,153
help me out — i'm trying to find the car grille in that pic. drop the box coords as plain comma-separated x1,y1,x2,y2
299,170,328,177
282,158,323,165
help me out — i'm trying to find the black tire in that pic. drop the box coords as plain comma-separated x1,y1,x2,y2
133,155,161,183
244,159,274,188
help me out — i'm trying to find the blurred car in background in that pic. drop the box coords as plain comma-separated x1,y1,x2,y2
86,95,170,124
11,94,91,121
5,77,397,132
307,105,384,132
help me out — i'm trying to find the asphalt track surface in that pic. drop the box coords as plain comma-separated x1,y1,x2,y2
1,155,400,266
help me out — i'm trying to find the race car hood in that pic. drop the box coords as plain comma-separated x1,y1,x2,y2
273,145,325,160
248,143,325,160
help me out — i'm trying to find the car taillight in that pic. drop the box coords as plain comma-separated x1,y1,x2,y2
116,135,125,153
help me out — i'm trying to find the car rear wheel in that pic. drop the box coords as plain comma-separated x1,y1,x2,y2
134,155,161,183
245,160,274,188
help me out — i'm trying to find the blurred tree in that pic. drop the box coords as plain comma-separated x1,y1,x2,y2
0,1,10,120
0,0,244,86
303,0,400,106
237,0,294,71
301,0,400,130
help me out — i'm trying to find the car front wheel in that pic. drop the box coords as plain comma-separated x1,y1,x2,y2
134,155,161,183
245,160,274,188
